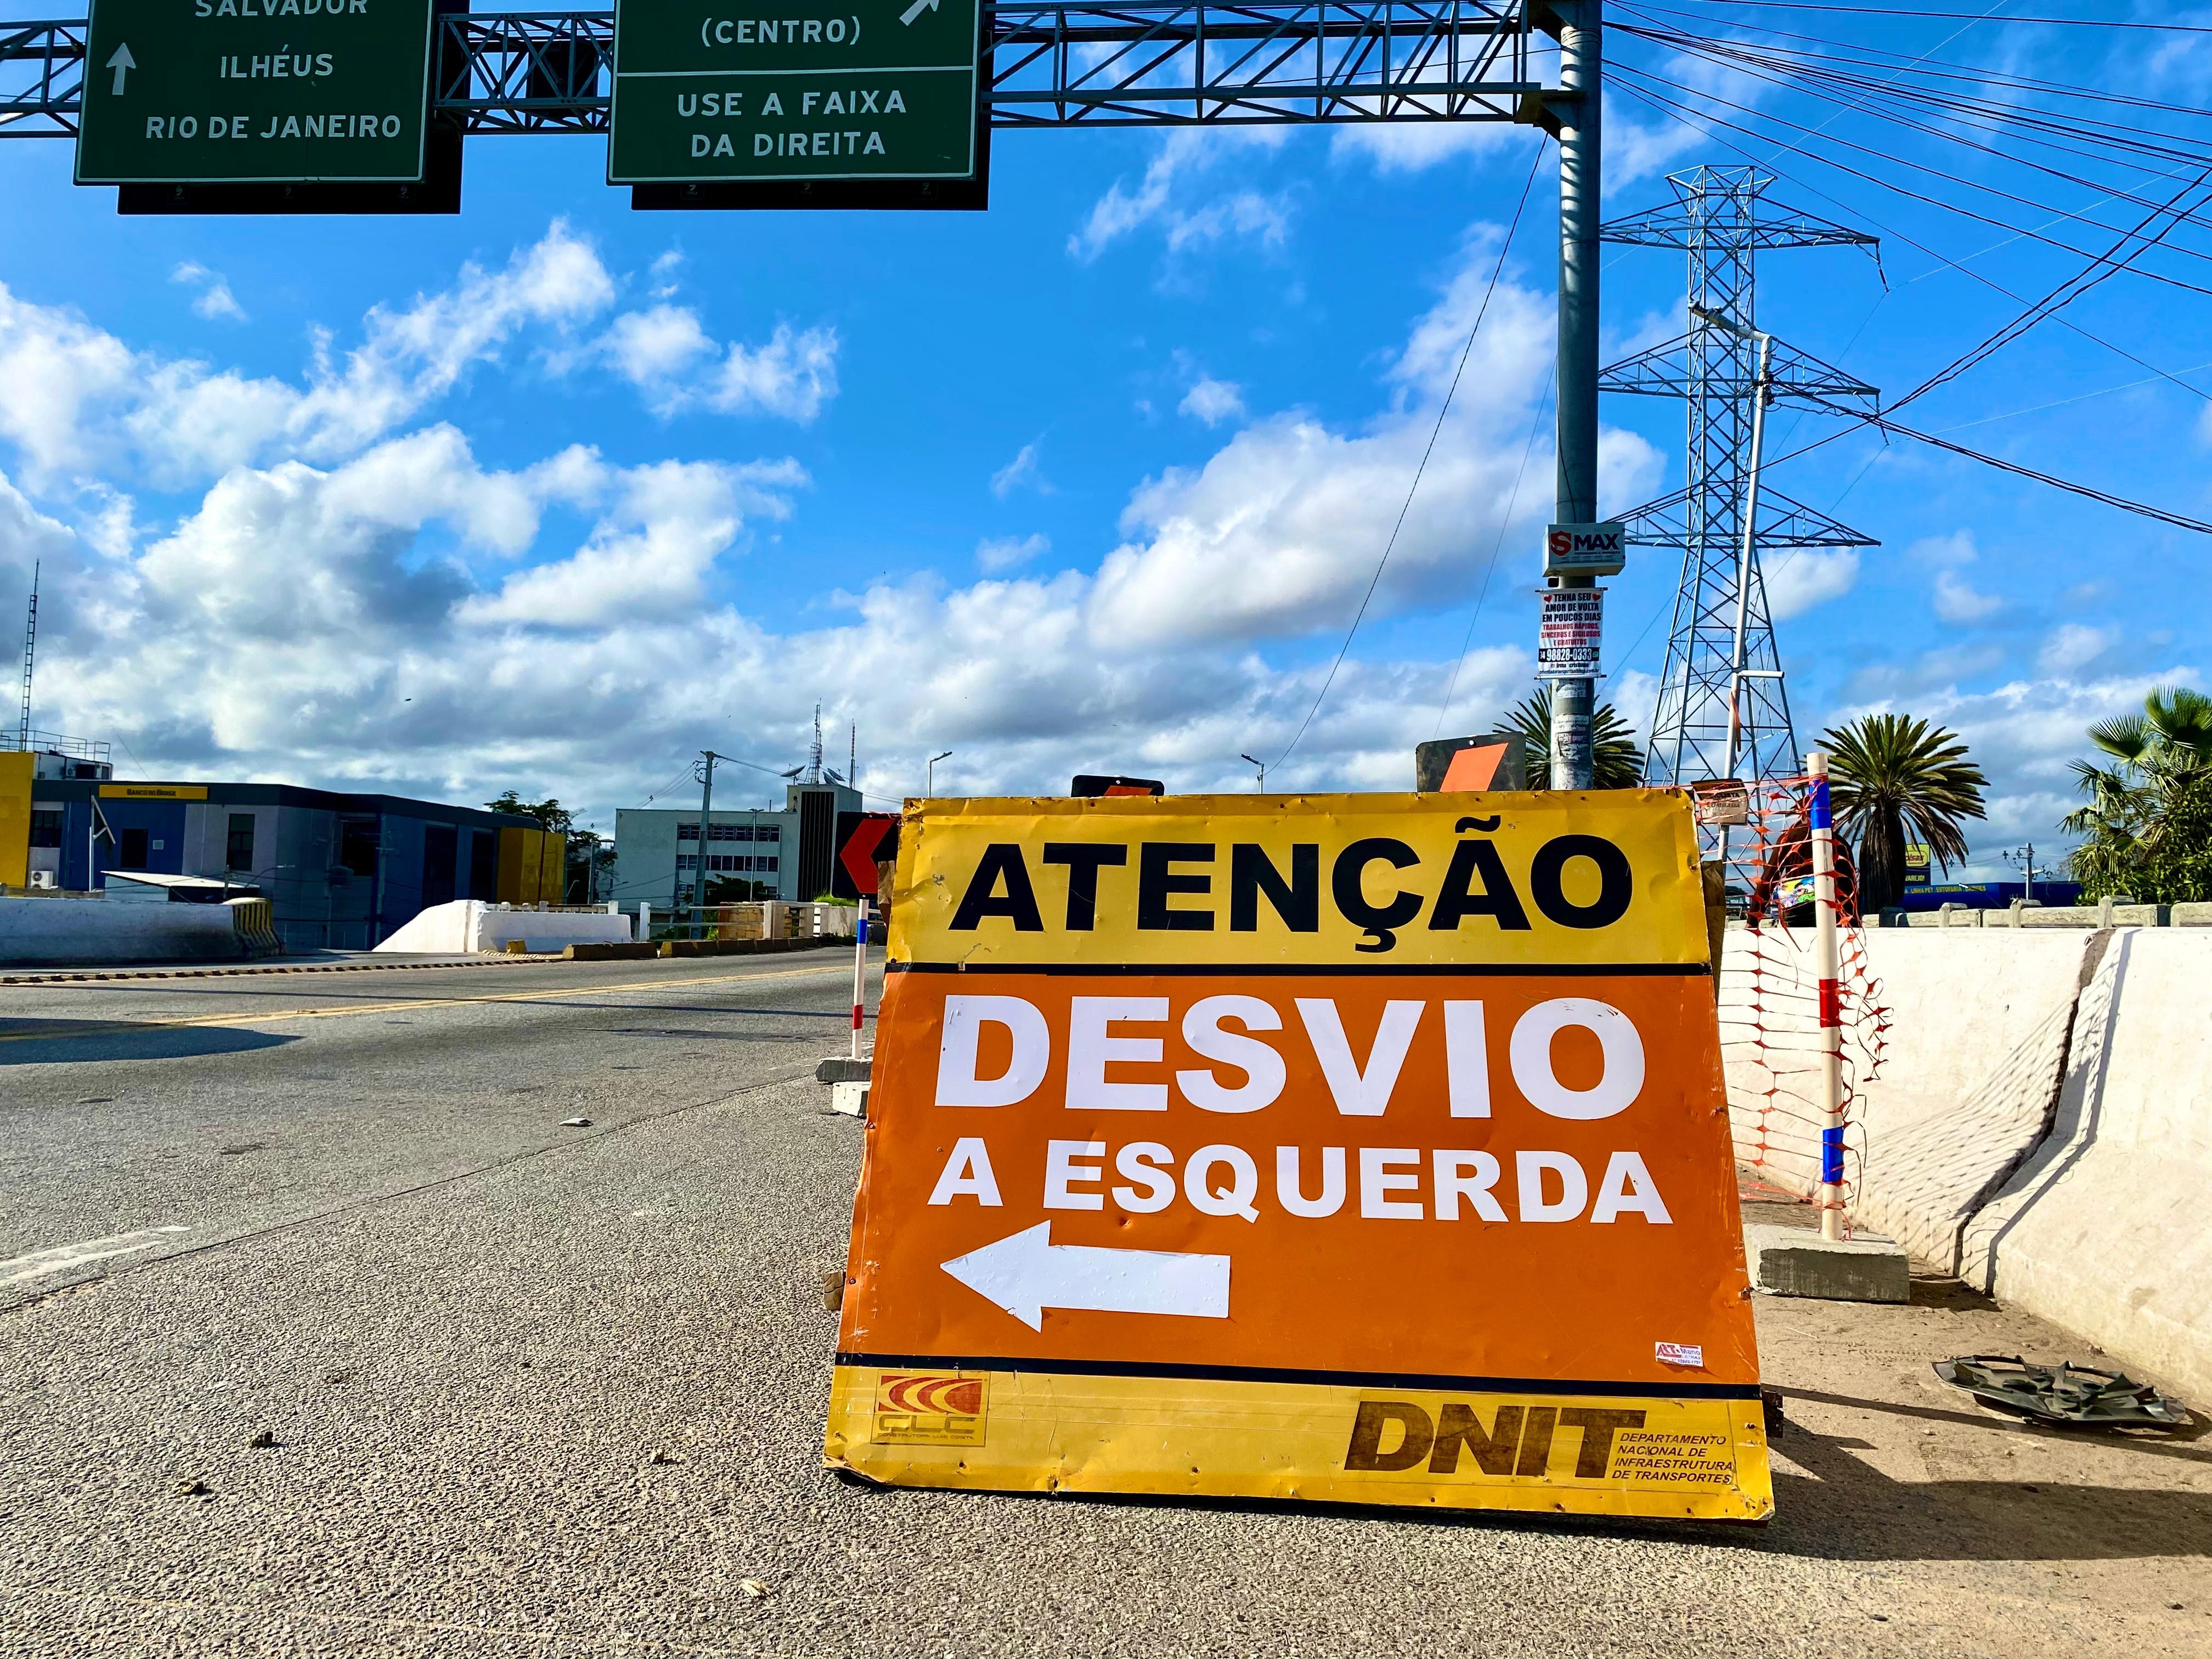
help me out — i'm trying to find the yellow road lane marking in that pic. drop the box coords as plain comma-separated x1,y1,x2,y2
0,962,853,1045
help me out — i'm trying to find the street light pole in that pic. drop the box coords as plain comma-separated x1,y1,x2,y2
1240,753,1267,792
1548,0,1602,791
927,751,952,796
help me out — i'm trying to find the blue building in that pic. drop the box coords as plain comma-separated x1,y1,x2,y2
22,763,544,951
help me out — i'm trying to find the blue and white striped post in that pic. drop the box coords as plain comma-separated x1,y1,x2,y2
1808,750,1846,1241
850,895,870,1062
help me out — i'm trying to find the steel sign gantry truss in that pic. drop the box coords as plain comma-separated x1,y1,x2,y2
3,2,1541,139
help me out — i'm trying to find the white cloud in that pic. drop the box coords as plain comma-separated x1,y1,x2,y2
1911,531,2001,623
171,262,246,323
0,224,619,488
1821,651,2199,873
599,303,715,385
1934,568,2003,624
1912,529,1977,567
1330,121,1520,174
595,306,839,423
0,211,1614,823
0,222,833,500
977,532,1050,572
2039,622,2116,673
460,458,804,629
1764,548,1859,620
1179,377,1246,425
1069,129,1293,262
594,302,838,422
990,441,1049,499
1086,238,1660,648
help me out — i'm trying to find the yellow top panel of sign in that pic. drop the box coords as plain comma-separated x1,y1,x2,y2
891,791,1706,970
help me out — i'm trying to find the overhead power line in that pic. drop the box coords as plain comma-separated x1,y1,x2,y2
1622,0,2212,119
1606,76,2212,404
1670,2,2212,32
1272,144,1543,772
1823,406,2212,534
1611,64,2212,298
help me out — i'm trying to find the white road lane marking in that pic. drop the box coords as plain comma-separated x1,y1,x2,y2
0,1225,192,1286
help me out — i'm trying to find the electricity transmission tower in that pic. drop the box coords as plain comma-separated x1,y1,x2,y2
1599,165,1882,788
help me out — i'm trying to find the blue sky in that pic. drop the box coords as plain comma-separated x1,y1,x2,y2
3,1,2209,876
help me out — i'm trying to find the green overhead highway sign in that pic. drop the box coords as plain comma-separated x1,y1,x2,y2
608,0,981,188
74,0,436,185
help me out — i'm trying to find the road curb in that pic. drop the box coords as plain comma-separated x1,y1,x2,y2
0,954,572,986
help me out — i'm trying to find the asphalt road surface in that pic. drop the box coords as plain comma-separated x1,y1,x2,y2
1,956,2207,1658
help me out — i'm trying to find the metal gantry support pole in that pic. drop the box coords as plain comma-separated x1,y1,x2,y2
1807,748,1846,1241
1548,0,1599,790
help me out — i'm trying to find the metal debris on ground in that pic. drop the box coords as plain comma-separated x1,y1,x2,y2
1934,1355,2191,1428
560,1117,592,1127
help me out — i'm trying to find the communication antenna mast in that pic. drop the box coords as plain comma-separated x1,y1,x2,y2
16,561,37,753
848,720,856,790
809,703,825,783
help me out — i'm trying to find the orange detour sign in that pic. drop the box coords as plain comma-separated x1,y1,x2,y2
824,791,1771,1522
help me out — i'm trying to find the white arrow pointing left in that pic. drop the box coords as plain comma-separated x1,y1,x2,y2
106,42,136,95
941,1222,1231,1331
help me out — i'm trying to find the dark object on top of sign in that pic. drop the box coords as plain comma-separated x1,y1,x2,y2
831,811,900,901
1933,1355,2191,1430
1414,735,1527,793
1071,775,1164,799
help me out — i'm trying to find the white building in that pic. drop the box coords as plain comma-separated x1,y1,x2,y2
610,781,861,915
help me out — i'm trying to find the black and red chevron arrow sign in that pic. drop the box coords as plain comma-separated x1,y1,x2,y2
832,811,900,901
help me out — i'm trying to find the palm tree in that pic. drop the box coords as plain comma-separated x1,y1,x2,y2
2063,687,2212,901
1818,713,1988,913
1505,688,1646,789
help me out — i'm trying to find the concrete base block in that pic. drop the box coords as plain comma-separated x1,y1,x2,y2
817,1056,872,1084
1744,1224,1911,1304
829,1081,870,1118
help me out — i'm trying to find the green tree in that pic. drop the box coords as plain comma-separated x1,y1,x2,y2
1504,688,1646,789
2062,686,2212,903
565,828,617,903
485,792,574,835
1818,713,1988,913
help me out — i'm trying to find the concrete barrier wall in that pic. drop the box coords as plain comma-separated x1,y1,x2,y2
0,895,243,964
1722,928,2094,1266
1958,931,2212,1403
1724,922,2212,1402
374,901,633,955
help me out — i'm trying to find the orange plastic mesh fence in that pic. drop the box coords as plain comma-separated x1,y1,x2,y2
1714,776,1891,1231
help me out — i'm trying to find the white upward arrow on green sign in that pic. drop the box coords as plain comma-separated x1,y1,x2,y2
105,43,136,95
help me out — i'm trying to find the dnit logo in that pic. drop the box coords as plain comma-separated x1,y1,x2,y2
872,1374,989,1445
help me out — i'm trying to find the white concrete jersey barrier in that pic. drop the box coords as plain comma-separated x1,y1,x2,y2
374,900,632,955
1959,930,2212,1404
1724,923,2212,1402
0,894,244,964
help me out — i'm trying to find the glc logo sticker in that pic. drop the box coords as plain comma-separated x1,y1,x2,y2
872,1374,988,1444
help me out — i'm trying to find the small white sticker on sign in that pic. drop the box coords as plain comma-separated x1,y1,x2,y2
1655,1341,1705,1368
